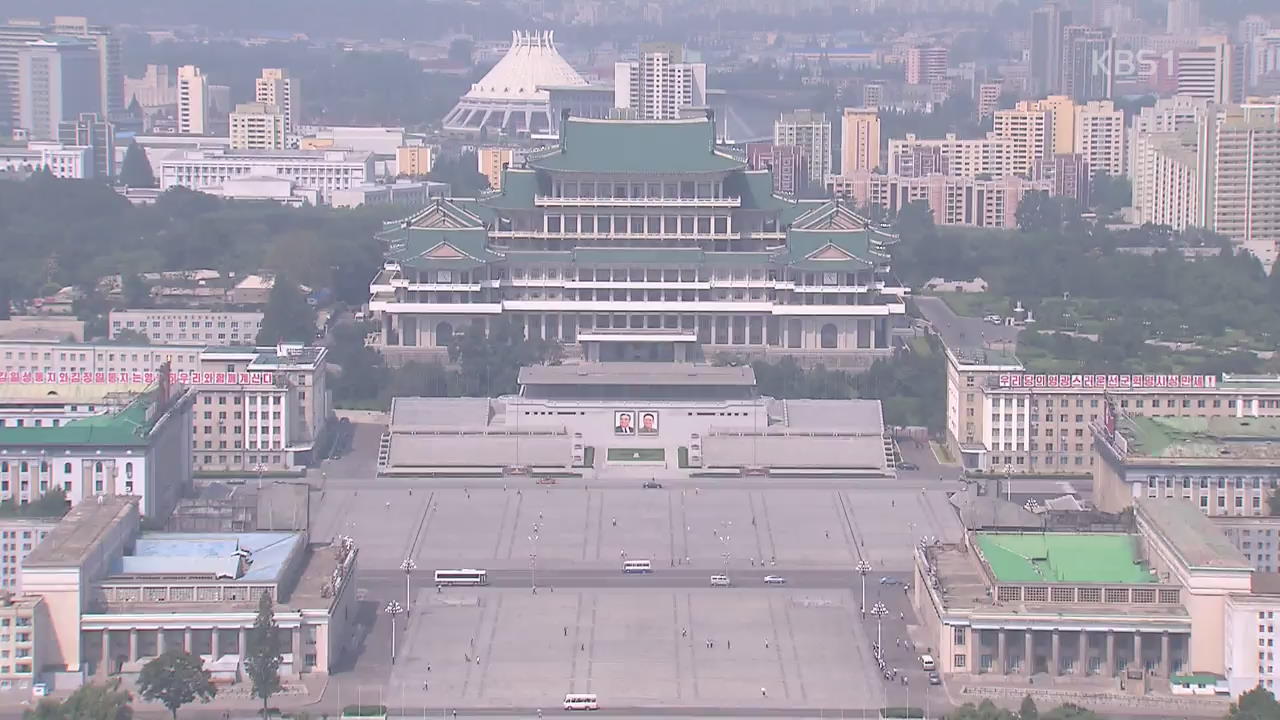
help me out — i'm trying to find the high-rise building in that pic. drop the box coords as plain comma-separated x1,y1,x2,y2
1018,96,1075,155
1166,0,1200,35
1033,153,1092,203
1030,1,1072,95
1074,100,1126,176
862,83,884,109
886,133,1015,178
1197,102,1280,264
176,65,207,135
17,38,100,141
57,111,112,178
840,107,880,174
0,17,118,134
994,107,1054,176
775,109,832,184
1177,36,1243,104
1134,131,1199,230
478,146,522,191
229,102,286,150
906,46,949,85
1062,26,1115,101
828,172,1053,229
746,142,809,196
613,43,707,120
977,82,1003,119
255,68,299,134
123,64,175,108
397,145,435,177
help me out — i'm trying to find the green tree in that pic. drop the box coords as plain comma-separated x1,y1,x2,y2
1016,192,1067,234
256,272,316,345
22,700,65,720
245,591,283,717
110,328,151,345
122,273,151,308
0,277,11,320
1040,704,1101,720
448,37,474,66
428,150,491,195
1089,173,1131,215
137,650,216,720
1228,686,1280,720
58,679,134,720
947,699,1017,720
119,142,155,189
1019,695,1039,720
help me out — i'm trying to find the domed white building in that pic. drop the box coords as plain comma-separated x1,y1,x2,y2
443,31,588,136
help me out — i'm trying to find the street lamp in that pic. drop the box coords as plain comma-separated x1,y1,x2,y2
856,560,872,615
384,600,404,664
400,558,416,616
870,601,889,650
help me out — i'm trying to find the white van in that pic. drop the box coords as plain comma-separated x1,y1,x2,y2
563,693,599,710
622,559,652,574
710,575,731,587
919,654,936,671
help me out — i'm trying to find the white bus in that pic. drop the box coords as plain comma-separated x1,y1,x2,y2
563,693,598,710
434,569,489,586
622,559,652,574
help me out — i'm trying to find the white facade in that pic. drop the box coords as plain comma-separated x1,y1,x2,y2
613,45,707,120
158,148,374,204
176,65,207,135
1225,593,1280,696
17,38,100,142
1129,95,1210,217
905,46,948,85
1178,37,1240,104
229,102,286,151
0,519,54,591
108,309,264,346
1197,102,1280,265
887,133,1015,179
255,68,299,133
1136,133,1198,230
775,110,832,184
1074,100,1127,176
828,172,1053,229
28,141,92,179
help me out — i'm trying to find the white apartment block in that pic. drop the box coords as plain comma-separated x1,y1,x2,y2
993,108,1053,176
108,309,264,346
840,107,881,173
229,102,287,151
828,172,1053,229
158,148,374,204
906,46,949,85
1197,102,1280,262
1074,100,1127,176
176,65,207,135
613,44,707,120
1129,95,1210,215
886,133,1015,179
1178,36,1241,104
1135,133,1199,230
775,110,832,183
0,519,54,591
27,141,91,179
255,68,299,133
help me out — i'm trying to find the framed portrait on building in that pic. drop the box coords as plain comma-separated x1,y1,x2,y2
638,410,659,435
614,410,636,435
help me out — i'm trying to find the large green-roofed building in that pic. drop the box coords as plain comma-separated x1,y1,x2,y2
976,532,1156,584
370,116,906,365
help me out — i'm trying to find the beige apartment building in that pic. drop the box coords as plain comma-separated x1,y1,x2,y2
993,107,1053,176
1074,100,1126,176
255,68,299,134
944,345,1280,474
229,102,286,151
840,107,880,173
108,309,264,346
1018,95,1075,155
396,145,434,176
477,146,520,191
176,64,207,135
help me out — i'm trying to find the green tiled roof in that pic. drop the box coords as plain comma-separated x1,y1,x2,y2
483,169,543,210
728,170,794,212
571,247,704,264
0,395,154,447
530,118,746,174
977,532,1156,584
386,227,501,270
775,229,875,271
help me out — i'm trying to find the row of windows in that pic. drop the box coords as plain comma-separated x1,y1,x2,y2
2,351,196,363
0,461,131,475
0,478,124,495
198,454,282,465
113,319,260,329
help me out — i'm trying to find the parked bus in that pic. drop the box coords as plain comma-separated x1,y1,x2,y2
622,559,652,574
563,693,599,710
435,569,489,586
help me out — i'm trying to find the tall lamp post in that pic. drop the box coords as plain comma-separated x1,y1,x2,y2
856,559,872,615
870,601,889,650
384,600,404,664
400,558,416,616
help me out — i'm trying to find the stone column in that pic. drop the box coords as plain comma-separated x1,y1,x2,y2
239,627,249,655
211,628,221,660
997,630,1008,674
293,625,305,670
1051,630,1061,676
184,627,194,654
1132,632,1142,672
1077,630,1089,675
1105,631,1115,676
129,630,139,662
156,628,167,655
100,630,111,676
1160,632,1170,677
1024,630,1035,675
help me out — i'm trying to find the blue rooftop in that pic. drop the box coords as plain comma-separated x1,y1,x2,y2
115,531,303,582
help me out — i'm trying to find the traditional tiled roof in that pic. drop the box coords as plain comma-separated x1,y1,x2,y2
528,117,746,174
483,168,543,209
0,393,155,447
728,170,794,212
386,227,501,270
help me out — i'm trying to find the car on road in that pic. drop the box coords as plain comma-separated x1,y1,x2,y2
642,480,663,488
984,314,1002,324
763,575,787,584
898,461,919,471
928,671,941,685
710,575,732,587
880,576,902,585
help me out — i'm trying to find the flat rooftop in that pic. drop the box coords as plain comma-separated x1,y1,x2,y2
976,532,1156,584
0,391,158,447
518,363,756,387
1136,497,1251,571
1120,415,1280,461
23,496,138,568
391,397,492,428
949,345,1022,369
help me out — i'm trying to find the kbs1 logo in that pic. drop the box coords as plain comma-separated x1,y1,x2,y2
1092,48,1175,80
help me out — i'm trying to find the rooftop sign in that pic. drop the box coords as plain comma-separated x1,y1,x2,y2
0,371,275,386
997,374,1217,390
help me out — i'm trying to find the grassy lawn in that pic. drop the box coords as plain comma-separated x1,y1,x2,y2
607,448,665,462
935,292,1010,318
